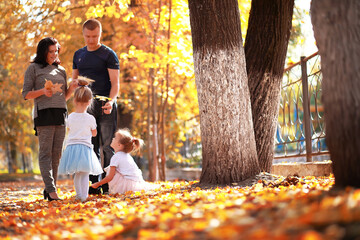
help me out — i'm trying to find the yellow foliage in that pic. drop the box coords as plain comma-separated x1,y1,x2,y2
75,17,82,24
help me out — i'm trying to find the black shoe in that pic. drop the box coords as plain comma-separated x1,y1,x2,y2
43,189,61,201
43,189,48,200
88,186,102,195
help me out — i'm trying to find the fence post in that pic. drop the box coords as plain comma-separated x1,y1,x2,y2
301,56,312,162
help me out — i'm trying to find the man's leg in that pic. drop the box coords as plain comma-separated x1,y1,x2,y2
88,100,102,194
99,102,117,193
89,131,101,185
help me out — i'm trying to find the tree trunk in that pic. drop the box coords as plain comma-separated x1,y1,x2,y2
147,83,155,181
188,0,259,185
6,142,13,173
159,0,172,181
151,68,160,181
147,69,159,181
147,1,163,182
311,0,360,188
6,141,16,173
28,153,34,173
22,153,27,173
244,0,294,172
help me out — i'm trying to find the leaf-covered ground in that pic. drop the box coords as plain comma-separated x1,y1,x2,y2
1,174,360,240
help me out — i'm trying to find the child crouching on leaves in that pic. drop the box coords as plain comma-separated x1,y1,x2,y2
91,129,156,194
58,80,103,202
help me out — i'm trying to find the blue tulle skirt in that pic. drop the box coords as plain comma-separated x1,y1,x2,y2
58,144,103,175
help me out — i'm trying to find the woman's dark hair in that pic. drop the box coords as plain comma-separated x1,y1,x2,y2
32,37,61,68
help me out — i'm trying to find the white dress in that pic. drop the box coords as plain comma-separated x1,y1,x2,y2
105,152,156,194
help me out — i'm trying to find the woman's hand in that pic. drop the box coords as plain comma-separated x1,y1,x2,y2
69,78,78,91
43,88,53,97
65,78,78,101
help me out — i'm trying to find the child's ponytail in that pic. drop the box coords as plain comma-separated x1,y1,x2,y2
116,129,144,154
131,138,144,154
74,77,93,103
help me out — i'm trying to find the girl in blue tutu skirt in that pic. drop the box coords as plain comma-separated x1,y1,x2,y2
58,80,103,201
90,129,157,194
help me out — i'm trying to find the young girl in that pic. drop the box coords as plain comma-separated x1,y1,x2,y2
91,129,154,194
58,81,103,202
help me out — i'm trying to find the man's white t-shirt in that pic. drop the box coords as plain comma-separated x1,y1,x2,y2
65,112,96,148
108,151,144,181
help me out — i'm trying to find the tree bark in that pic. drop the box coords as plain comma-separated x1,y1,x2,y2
244,0,294,172
188,0,259,185
311,0,360,188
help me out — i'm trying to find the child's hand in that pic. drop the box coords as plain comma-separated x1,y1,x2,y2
91,183,100,189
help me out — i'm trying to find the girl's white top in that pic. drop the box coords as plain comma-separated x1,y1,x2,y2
107,151,144,181
65,112,96,148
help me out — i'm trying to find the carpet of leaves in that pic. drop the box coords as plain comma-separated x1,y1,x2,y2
1,174,360,240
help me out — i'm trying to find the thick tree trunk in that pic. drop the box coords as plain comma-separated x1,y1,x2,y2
245,0,294,172
188,0,260,185
311,0,360,188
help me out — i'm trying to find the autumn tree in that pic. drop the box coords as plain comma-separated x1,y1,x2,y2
108,1,197,181
245,0,294,172
311,0,360,188
188,0,260,185
0,1,41,173
1,0,200,177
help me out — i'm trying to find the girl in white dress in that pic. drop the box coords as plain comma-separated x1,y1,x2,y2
58,80,103,201
90,129,154,194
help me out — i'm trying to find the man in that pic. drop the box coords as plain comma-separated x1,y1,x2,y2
72,19,120,194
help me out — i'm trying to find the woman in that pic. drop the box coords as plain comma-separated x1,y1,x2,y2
22,37,76,201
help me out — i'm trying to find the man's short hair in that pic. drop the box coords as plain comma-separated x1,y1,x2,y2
83,19,102,32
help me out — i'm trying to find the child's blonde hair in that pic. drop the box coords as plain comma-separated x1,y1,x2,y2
74,81,92,103
115,128,144,154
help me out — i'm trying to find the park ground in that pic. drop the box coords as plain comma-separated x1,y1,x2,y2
0,173,360,240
